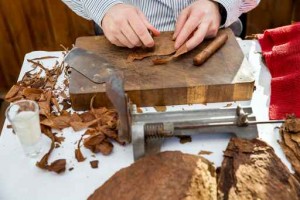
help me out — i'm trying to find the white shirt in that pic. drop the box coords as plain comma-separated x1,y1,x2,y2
61,0,260,31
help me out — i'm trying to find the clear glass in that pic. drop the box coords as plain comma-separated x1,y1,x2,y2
5,100,42,157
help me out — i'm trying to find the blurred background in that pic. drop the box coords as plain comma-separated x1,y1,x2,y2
0,0,300,128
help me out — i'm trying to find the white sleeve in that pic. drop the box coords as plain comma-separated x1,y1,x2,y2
61,0,124,25
213,0,260,27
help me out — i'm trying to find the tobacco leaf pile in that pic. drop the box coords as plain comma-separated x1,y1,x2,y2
217,138,300,200
278,116,300,180
5,56,122,174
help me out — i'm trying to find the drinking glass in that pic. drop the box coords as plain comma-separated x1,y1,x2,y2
5,100,42,157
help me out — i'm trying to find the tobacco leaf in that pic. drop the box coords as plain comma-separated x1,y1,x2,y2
51,97,60,112
198,150,213,155
75,135,86,162
90,160,99,169
36,126,55,170
79,111,96,122
70,118,101,132
279,118,300,181
95,140,113,155
83,132,106,152
38,91,52,116
284,118,300,133
218,138,300,200
22,88,43,101
53,133,65,144
154,106,167,112
152,44,188,65
31,56,59,61
99,125,118,139
127,32,176,62
41,115,71,130
48,159,66,174
5,85,22,100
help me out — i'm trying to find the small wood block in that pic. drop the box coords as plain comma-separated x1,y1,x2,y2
70,29,254,110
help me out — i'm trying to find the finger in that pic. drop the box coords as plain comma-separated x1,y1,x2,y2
116,32,135,48
129,13,155,47
185,21,210,51
137,10,160,36
174,15,202,49
121,22,142,47
173,9,189,40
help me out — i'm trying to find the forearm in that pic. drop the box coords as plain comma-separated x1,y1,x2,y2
213,0,260,27
61,0,124,25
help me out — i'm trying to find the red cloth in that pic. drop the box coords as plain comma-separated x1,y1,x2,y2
258,23,300,119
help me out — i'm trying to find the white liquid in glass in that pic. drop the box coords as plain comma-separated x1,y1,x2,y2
12,111,42,156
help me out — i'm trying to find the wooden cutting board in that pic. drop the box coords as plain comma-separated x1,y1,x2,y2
70,29,254,110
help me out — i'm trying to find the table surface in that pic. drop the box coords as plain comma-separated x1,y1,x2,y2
0,40,292,200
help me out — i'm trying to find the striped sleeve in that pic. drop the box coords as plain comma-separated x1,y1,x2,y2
61,0,124,26
213,0,260,27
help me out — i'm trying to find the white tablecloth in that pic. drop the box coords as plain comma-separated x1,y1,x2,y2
0,41,292,200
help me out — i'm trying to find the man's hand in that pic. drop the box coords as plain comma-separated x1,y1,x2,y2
102,4,160,48
173,0,221,51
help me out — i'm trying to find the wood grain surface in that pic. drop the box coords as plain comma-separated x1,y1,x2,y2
71,29,254,110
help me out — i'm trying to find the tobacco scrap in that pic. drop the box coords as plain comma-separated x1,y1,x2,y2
90,160,99,169
48,159,66,174
217,138,300,200
36,126,67,174
154,106,167,112
198,150,213,155
177,135,192,144
279,116,300,180
75,134,86,162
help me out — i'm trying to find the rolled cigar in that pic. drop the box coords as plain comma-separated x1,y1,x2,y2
193,32,228,66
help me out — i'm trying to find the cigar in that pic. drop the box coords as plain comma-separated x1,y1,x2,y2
193,32,228,66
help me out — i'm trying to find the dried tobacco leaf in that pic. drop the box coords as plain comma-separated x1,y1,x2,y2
198,150,213,155
51,97,60,112
22,88,43,101
218,138,300,200
95,140,113,155
79,111,96,122
90,160,99,169
48,159,66,174
70,118,101,132
154,106,166,112
38,91,52,116
36,126,55,169
83,132,106,152
31,56,59,61
5,85,21,100
177,135,192,144
127,33,176,62
88,152,217,200
152,44,188,65
279,118,300,180
41,115,71,130
75,135,86,162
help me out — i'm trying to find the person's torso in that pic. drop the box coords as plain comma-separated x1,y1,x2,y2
124,0,197,31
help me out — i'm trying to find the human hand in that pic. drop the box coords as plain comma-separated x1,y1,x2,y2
173,0,221,51
102,4,160,48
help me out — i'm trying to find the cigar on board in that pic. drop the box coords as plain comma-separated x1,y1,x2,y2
193,32,228,66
